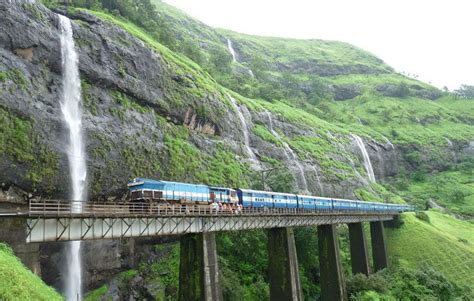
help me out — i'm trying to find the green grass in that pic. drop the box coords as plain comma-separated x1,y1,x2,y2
80,9,223,98
84,284,108,301
252,123,282,146
386,212,474,289
0,243,62,300
324,93,474,146
0,106,59,191
397,167,474,215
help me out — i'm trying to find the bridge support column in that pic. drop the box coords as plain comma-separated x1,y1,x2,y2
267,227,303,301
318,224,348,301
348,222,370,275
370,221,389,271
178,232,222,301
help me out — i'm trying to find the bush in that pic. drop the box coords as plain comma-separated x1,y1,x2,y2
346,273,389,297
415,211,430,223
350,290,388,301
382,265,458,301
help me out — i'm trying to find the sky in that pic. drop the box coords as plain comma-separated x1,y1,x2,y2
163,0,474,90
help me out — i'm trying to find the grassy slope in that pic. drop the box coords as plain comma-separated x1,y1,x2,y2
397,167,474,215
74,3,474,198
0,243,62,300
148,1,474,153
153,0,391,74
68,3,474,298
386,211,474,289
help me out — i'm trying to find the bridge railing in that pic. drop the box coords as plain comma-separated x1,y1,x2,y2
27,200,400,218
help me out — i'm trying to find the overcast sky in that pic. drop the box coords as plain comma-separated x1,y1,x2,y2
163,0,473,90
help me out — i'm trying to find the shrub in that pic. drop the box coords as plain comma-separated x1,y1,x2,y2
346,273,389,297
415,211,430,223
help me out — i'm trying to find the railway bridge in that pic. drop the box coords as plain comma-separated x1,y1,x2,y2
2,200,401,301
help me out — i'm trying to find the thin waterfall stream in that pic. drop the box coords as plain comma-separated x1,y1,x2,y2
228,95,259,166
265,111,309,192
226,38,254,77
226,38,237,62
58,14,87,301
351,134,376,182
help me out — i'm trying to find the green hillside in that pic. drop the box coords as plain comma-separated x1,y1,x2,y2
23,0,474,299
386,211,474,289
396,164,474,215
0,243,62,300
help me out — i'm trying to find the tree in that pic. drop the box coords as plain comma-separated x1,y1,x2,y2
180,40,203,65
208,47,232,74
454,85,474,99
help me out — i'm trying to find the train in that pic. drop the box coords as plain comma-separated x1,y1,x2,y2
127,178,415,213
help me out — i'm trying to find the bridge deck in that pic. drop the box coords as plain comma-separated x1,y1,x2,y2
23,200,400,218
20,201,397,243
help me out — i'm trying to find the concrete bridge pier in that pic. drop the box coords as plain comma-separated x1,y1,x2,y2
348,222,370,275
267,227,303,301
178,232,222,301
318,224,348,301
370,221,389,271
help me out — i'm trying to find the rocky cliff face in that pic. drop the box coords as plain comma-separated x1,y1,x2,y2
1,2,467,203
1,1,472,295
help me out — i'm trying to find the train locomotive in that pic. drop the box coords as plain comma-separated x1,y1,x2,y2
127,178,414,213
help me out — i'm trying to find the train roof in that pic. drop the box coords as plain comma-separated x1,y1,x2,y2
238,188,296,197
296,194,331,200
210,186,236,191
129,178,209,188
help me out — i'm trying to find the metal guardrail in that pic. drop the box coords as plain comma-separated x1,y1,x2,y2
28,200,401,218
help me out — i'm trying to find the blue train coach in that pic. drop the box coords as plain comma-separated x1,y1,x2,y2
296,195,332,210
209,186,239,204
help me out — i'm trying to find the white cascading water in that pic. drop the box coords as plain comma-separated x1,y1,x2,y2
227,38,237,62
265,111,309,192
381,135,395,150
444,137,457,162
228,95,259,165
59,14,87,301
445,137,453,147
351,134,376,182
8,0,36,3
308,165,324,195
226,38,254,78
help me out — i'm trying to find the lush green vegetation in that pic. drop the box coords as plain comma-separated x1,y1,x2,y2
0,243,62,300
0,106,59,193
395,161,474,215
35,0,474,299
347,264,473,300
58,0,474,193
386,212,474,289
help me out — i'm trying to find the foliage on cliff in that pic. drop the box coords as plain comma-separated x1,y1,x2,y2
9,1,474,299
0,243,62,301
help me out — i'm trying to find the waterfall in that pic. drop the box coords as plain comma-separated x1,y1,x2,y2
226,38,254,77
374,144,385,180
9,0,36,3
58,14,86,301
444,137,457,162
265,111,309,192
228,95,259,165
226,38,237,62
381,135,395,149
444,137,453,147
308,165,324,195
351,134,376,182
